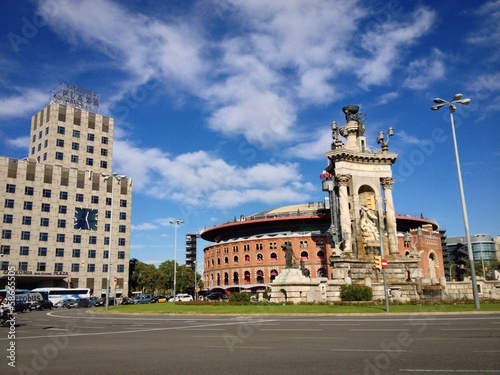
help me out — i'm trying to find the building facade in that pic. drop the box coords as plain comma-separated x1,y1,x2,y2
0,83,132,297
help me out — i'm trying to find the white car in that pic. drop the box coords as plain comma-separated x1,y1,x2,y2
168,294,193,302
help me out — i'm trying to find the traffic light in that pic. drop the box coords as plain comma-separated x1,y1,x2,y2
374,255,382,270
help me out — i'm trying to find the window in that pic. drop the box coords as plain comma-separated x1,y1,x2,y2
57,126,65,134
104,224,110,232
73,129,80,138
119,212,127,220
44,139,48,148
87,133,95,141
88,250,96,258
38,247,47,256
87,236,96,245
71,264,80,272
106,198,112,206
72,249,81,258
102,264,109,272
5,199,14,208
100,161,108,169
87,264,95,272
18,262,28,271
73,235,82,244
25,186,34,195
104,237,110,246
117,264,125,273
3,214,13,224
91,195,99,204
22,216,32,225
20,246,29,255
56,139,64,147
41,203,50,212
101,148,108,156
60,191,68,200
56,233,65,243
76,193,84,202
117,251,125,259
118,238,126,246
54,263,64,272
21,231,31,240
1,262,10,271
40,218,49,226
59,205,67,214
24,201,33,210
57,219,66,228
1,245,11,255
55,152,63,160
72,142,80,151
119,225,126,233
103,250,110,259
2,230,12,239
55,248,64,257
42,189,52,198
39,232,49,241
120,199,127,208
87,145,94,154
101,136,108,144
36,262,47,272
71,155,79,163
86,158,93,166
6,184,16,193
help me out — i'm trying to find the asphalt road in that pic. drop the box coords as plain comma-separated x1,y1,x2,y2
1,308,499,375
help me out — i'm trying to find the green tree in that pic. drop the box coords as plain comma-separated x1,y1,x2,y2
131,261,158,294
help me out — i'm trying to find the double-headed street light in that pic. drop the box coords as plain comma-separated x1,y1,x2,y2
102,173,127,311
431,93,480,309
169,219,184,298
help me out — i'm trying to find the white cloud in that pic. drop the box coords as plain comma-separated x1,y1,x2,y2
0,89,48,119
7,136,30,149
357,7,436,86
113,139,314,209
403,49,446,90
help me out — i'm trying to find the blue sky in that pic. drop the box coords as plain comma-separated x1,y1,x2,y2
1,0,499,267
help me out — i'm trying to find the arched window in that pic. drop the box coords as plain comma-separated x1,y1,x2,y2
317,267,327,277
216,273,220,286
317,250,325,261
301,251,309,260
234,255,239,263
270,269,278,281
244,271,251,283
245,254,250,263
233,271,239,284
224,256,229,264
257,253,263,262
300,240,308,248
217,257,221,265
224,272,229,285
270,252,277,262
256,270,264,284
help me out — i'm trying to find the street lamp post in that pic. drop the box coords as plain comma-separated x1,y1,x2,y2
169,219,184,299
102,173,127,311
432,93,480,309
193,260,197,300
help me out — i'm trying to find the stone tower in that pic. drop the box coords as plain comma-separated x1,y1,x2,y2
324,105,398,261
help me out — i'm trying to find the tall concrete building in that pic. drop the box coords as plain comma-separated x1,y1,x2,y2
0,83,132,297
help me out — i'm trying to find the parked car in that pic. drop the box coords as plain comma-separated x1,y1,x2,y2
30,299,53,311
168,294,193,302
120,297,134,305
132,295,152,304
205,292,229,301
93,297,116,307
54,299,71,308
88,297,100,307
151,296,168,303
14,301,30,312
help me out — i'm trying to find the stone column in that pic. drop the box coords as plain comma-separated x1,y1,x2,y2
336,174,352,254
381,177,398,255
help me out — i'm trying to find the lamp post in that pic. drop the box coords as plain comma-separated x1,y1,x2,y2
432,93,480,309
193,260,197,300
169,219,184,299
102,173,127,311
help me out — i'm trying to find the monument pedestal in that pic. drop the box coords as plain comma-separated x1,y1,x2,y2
270,268,327,304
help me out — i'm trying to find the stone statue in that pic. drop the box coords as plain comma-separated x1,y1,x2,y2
360,204,379,243
282,241,297,268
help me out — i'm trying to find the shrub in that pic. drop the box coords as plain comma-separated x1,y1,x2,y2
228,292,252,304
340,284,373,301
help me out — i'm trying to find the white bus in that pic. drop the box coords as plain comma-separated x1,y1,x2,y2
31,287,91,305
